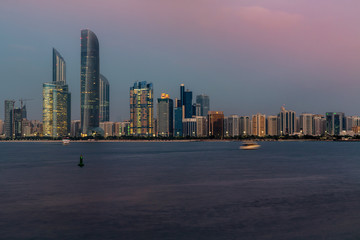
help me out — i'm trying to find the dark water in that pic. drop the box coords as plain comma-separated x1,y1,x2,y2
1,141,360,240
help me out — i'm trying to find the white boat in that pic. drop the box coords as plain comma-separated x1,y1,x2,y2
240,141,260,150
62,139,70,145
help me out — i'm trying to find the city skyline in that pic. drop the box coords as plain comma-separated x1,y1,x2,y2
2,1,360,121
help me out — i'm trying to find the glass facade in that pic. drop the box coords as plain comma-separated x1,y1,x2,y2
99,74,110,122
129,81,154,136
157,94,173,137
53,48,66,84
174,107,183,136
326,112,345,135
4,100,15,138
81,29,100,135
208,111,224,138
196,94,210,117
43,83,71,137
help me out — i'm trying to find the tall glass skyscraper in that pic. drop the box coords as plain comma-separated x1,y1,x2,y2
53,48,66,84
43,49,71,138
326,112,345,135
130,81,154,136
4,100,15,138
81,29,100,135
157,93,173,137
196,94,210,117
99,74,110,122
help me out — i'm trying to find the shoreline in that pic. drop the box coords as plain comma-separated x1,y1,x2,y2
0,139,358,143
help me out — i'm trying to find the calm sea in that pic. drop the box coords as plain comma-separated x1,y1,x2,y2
1,141,360,240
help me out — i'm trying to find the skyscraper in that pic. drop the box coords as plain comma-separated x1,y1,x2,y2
53,48,66,84
157,93,173,137
239,116,251,136
326,112,345,135
81,29,100,135
183,90,193,118
278,106,296,135
99,74,110,122
196,94,210,117
43,49,71,138
130,81,154,136
299,113,314,135
4,100,15,138
251,113,266,137
267,115,278,136
208,111,224,138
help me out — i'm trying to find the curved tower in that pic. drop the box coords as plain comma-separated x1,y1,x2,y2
53,48,66,84
80,29,100,135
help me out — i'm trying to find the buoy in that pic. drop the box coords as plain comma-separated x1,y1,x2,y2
78,155,84,167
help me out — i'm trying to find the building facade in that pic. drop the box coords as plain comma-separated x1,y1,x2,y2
130,81,154,136
196,94,210,117
4,100,15,138
99,74,110,122
299,113,314,135
208,111,224,138
326,112,345,135
267,115,278,136
251,113,266,137
157,93,173,137
81,29,100,135
278,106,296,135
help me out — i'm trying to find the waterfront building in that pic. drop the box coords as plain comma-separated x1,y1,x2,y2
196,116,207,137
251,113,266,137
115,121,130,137
299,113,314,135
313,115,325,136
30,120,43,137
174,98,183,137
0,119,4,135
43,48,71,138
53,48,66,84
130,81,154,136
71,120,81,137
208,111,224,138
81,29,100,136
326,112,345,135
196,94,210,117
226,115,240,137
99,121,114,137
99,74,110,122
267,115,278,136
13,108,23,138
43,83,71,137
239,116,251,136
21,119,32,137
157,93,173,137
183,90,193,118
278,106,296,135
183,118,197,137
4,100,15,138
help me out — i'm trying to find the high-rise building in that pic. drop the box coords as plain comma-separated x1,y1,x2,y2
299,113,314,135
130,81,154,136
53,48,66,84
43,83,71,137
196,94,210,117
71,120,81,137
226,115,240,137
326,112,345,135
0,119,4,135
278,106,296,135
81,29,100,135
267,115,278,136
183,118,197,137
208,111,224,138
157,93,173,137
183,90,193,118
99,74,110,122
239,116,251,136
251,113,266,137
43,49,71,138
196,116,207,137
313,115,326,136
13,108,23,138
4,100,15,138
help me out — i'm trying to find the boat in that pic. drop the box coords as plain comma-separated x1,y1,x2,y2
240,141,260,150
62,138,70,145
